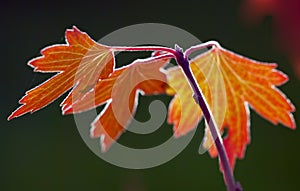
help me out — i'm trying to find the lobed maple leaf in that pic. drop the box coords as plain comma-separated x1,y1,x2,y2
64,58,168,151
8,26,114,120
166,45,296,169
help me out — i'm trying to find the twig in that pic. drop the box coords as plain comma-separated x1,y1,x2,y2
174,44,241,191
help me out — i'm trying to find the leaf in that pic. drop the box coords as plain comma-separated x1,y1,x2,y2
8,26,114,120
64,58,168,151
166,45,296,169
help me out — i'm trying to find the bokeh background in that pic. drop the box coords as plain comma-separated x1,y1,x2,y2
1,0,299,190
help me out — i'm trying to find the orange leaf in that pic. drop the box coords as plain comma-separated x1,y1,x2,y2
8,26,114,120
64,58,168,151
166,45,296,169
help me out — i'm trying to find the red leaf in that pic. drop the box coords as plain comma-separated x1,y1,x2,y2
64,58,168,151
8,26,114,120
166,45,296,170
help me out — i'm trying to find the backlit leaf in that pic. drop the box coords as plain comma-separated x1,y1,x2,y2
64,58,168,151
166,45,296,169
8,26,114,120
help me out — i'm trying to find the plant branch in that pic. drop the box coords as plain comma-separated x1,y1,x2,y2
111,45,178,56
174,45,241,191
132,53,174,63
184,40,220,58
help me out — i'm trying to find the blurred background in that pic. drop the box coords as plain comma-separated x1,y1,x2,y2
1,0,299,190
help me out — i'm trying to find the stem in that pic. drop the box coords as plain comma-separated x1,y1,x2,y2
133,53,175,63
174,45,241,191
184,40,220,58
111,45,178,56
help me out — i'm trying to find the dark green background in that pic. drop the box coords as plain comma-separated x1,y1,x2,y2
1,0,299,190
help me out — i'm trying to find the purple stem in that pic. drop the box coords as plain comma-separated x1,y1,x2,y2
174,45,241,191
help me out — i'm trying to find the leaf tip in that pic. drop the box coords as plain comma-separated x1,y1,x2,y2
7,106,25,121
66,25,79,32
287,114,296,130
90,125,110,153
62,107,73,115
99,135,109,153
173,130,181,138
7,114,14,121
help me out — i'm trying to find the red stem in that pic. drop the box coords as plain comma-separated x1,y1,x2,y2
111,45,178,55
184,40,220,58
